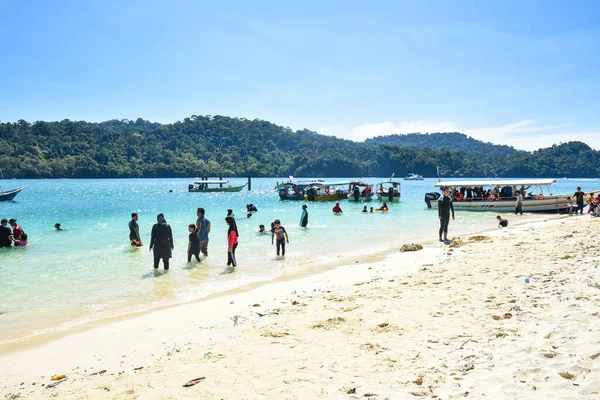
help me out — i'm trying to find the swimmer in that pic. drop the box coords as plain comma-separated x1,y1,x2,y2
332,202,343,214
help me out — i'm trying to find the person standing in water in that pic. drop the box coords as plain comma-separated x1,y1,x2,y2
187,224,201,263
226,216,239,267
0,218,13,248
149,213,173,270
438,188,455,242
129,213,143,247
299,204,308,227
271,219,289,256
196,208,211,257
515,191,523,215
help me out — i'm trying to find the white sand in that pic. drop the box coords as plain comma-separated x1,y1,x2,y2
1,215,599,399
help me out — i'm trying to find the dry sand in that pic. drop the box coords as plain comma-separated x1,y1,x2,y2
1,215,599,399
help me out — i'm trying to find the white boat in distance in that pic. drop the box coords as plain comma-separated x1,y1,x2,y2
404,173,424,180
426,179,574,213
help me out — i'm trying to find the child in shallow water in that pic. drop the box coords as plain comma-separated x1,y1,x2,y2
16,233,28,247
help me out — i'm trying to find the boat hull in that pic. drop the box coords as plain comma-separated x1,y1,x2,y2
430,196,570,212
189,184,246,193
0,187,25,201
347,195,374,202
305,193,348,202
376,195,400,203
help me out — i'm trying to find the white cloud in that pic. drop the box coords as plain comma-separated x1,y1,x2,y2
324,119,599,151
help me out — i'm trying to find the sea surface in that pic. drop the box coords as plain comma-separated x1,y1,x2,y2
0,177,597,348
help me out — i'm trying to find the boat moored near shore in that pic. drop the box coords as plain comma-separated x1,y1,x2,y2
305,181,350,201
426,179,578,212
375,179,401,202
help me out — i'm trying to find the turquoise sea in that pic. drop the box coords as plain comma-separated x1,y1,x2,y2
0,177,597,348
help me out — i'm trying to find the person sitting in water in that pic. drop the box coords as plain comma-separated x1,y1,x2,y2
332,203,343,214
246,204,258,212
381,203,389,212
369,207,374,213
55,223,63,231
8,219,24,246
362,206,368,213
257,224,269,234
16,232,28,247
497,215,508,228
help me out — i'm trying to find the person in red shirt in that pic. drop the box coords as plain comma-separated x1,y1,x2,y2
9,219,24,246
332,202,343,214
225,216,238,267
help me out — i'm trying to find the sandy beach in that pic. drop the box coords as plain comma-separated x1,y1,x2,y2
1,214,599,399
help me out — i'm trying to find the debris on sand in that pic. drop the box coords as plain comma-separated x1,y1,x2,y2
449,238,466,248
182,377,205,387
400,244,423,252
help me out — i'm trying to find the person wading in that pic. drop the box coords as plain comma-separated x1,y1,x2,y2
149,213,174,270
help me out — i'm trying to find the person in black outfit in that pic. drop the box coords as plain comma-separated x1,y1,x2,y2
149,213,174,270
0,218,13,247
497,215,508,227
573,187,585,215
187,223,201,262
438,188,455,242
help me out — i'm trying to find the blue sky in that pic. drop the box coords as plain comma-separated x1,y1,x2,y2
0,0,599,150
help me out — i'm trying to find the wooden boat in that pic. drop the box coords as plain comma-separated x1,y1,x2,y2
188,180,246,193
375,179,402,202
305,181,350,202
426,179,577,212
275,178,324,200
404,173,424,180
0,186,25,201
347,181,374,202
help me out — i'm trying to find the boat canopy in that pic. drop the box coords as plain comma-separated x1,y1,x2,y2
348,181,369,186
313,181,351,187
194,179,229,184
435,179,557,188
376,179,402,185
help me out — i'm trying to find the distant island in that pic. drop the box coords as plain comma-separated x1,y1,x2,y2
0,116,598,178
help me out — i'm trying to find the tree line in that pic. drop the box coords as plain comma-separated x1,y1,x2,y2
0,116,598,178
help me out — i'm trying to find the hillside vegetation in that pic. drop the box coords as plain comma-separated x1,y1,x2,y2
0,116,598,178
365,132,516,157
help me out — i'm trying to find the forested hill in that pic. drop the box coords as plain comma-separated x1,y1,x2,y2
365,132,517,157
0,116,599,178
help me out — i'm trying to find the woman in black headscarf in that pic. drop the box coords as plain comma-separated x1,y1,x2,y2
150,213,174,270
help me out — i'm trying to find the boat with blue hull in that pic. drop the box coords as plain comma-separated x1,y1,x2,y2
0,187,25,201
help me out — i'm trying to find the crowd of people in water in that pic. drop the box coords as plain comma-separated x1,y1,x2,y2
126,203,300,270
124,199,399,270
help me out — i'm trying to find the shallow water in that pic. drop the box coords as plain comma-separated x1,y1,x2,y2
0,177,596,347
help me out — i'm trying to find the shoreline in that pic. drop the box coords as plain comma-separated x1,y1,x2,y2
2,213,598,399
0,213,558,354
